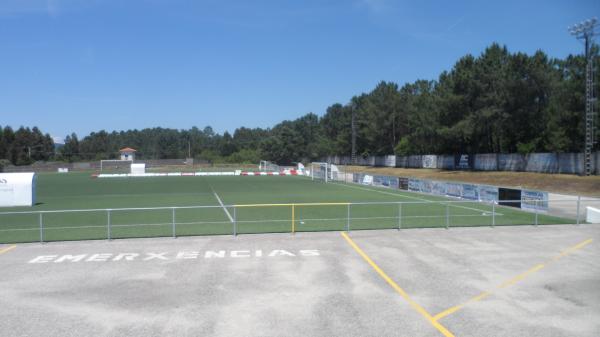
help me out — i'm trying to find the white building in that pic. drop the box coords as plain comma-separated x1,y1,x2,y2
119,147,137,161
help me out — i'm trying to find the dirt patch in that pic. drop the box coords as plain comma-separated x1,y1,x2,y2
342,166,600,197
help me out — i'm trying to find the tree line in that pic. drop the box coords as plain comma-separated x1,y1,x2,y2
0,126,54,167
1,43,598,167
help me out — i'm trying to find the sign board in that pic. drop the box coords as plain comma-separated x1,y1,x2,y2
521,190,548,211
479,185,499,202
456,154,471,170
130,163,146,175
0,172,36,207
372,175,399,189
422,155,437,168
362,175,373,185
587,207,600,223
462,184,479,200
408,178,421,192
398,177,409,190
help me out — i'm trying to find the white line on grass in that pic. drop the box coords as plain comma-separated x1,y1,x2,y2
212,189,234,223
330,181,503,216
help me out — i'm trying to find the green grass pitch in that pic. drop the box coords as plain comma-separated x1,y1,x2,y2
0,172,573,243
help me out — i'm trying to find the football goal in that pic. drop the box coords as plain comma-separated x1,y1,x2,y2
259,160,280,172
100,159,132,173
311,162,329,182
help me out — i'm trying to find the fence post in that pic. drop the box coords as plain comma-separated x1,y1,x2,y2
492,202,495,227
172,208,176,238
39,213,44,243
576,196,581,225
233,206,237,236
345,165,348,183
534,200,539,226
107,209,111,240
398,203,402,230
291,204,295,234
445,203,450,229
346,203,351,232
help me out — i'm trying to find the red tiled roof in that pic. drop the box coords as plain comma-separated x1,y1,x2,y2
119,147,137,152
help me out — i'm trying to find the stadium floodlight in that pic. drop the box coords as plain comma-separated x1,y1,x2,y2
568,17,598,176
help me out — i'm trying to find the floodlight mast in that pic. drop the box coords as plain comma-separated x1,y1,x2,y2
351,101,357,165
569,17,598,176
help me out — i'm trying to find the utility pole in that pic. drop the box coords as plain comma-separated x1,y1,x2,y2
351,101,357,165
569,17,598,176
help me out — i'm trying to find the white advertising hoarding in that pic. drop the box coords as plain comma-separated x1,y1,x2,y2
130,163,146,175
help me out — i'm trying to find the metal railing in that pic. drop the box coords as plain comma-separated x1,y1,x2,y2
1,198,598,244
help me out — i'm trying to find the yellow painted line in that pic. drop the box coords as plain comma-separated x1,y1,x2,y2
552,238,593,261
471,291,491,302
433,291,491,321
433,238,593,321
341,232,455,337
0,245,16,255
498,264,545,289
433,306,461,321
234,202,350,208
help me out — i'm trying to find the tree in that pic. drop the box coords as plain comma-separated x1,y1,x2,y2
61,133,80,162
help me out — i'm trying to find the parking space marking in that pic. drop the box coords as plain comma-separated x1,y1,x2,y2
341,232,455,337
0,245,16,255
433,238,593,321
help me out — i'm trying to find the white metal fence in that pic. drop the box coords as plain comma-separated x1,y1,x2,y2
1,198,598,244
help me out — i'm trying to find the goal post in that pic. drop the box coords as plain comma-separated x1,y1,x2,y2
311,162,329,182
100,159,132,173
259,160,280,172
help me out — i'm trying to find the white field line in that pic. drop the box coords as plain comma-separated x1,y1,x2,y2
330,181,504,215
212,190,234,223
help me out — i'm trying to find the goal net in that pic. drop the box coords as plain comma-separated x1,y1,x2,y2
259,160,280,172
310,163,343,182
311,162,329,182
100,160,132,173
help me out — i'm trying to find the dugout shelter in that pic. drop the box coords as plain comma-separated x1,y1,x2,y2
0,172,36,207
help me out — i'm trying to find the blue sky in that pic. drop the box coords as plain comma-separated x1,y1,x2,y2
0,0,598,142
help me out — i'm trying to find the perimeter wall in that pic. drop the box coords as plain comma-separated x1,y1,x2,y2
323,152,600,175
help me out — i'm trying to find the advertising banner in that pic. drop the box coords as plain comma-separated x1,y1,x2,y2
408,178,421,192
398,177,409,190
446,183,462,197
461,184,479,200
422,155,437,169
455,154,471,170
431,181,447,196
479,185,499,202
384,155,397,167
420,180,433,194
521,190,548,211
